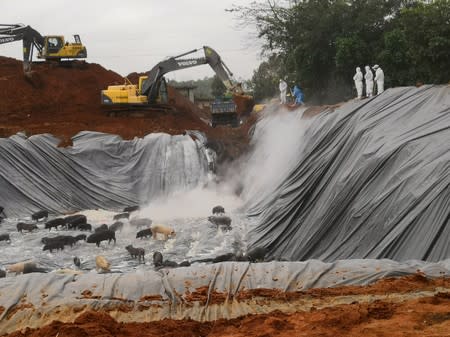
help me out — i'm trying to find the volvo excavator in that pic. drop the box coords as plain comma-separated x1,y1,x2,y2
0,24,87,73
101,46,254,127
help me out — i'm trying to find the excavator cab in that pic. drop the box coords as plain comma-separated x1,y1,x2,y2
44,36,64,54
39,35,87,60
101,76,168,106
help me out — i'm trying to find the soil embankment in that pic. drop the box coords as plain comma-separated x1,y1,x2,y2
3,275,449,337
0,57,250,155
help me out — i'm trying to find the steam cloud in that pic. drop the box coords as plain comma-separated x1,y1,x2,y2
140,104,311,221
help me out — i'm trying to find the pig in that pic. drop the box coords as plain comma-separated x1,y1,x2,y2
43,240,65,252
17,222,38,233
136,228,152,239
73,257,81,268
64,215,87,229
95,255,110,272
78,223,92,231
94,224,108,232
109,221,123,232
208,215,232,230
32,210,49,221
42,235,76,247
113,212,129,221
153,251,189,269
7,262,29,274
129,218,152,229
246,247,268,262
87,230,116,247
45,218,66,231
153,251,163,267
123,205,139,213
6,262,46,274
125,245,145,262
212,205,225,214
151,224,176,240
0,233,11,243
75,234,87,242
23,263,47,273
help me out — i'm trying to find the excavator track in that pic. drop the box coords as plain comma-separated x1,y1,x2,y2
32,60,88,70
103,104,176,117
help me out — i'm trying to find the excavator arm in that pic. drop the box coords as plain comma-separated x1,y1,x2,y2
0,24,45,73
141,46,241,103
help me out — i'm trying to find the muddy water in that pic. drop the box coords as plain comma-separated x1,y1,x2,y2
0,208,257,274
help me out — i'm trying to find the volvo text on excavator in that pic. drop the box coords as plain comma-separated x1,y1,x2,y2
0,24,87,73
101,46,254,127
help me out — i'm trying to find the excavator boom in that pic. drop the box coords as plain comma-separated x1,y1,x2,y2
101,45,253,127
141,46,241,103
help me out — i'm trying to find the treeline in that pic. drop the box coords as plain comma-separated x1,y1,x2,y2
168,75,227,100
234,0,450,104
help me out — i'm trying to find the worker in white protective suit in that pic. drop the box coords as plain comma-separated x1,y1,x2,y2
364,65,374,98
353,67,363,99
279,78,288,104
373,64,384,95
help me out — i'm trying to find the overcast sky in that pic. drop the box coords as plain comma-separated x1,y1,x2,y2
1,0,263,81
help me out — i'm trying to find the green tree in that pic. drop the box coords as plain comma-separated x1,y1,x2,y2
251,54,285,102
377,28,412,87
231,0,448,103
231,0,404,103
388,0,450,84
211,75,227,98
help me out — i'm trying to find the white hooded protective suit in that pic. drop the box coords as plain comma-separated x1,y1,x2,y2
364,65,374,97
353,67,363,99
373,65,384,94
279,79,288,104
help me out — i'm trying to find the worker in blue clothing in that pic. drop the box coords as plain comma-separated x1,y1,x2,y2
291,84,304,106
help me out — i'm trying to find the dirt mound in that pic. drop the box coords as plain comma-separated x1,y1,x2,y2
0,57,257,160
0,57,211,145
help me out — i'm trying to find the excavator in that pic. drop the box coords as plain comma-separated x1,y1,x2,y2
101,46,254,127
0,24,87,73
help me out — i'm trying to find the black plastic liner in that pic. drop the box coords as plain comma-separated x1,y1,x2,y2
247,85,449,262
0,131,209,217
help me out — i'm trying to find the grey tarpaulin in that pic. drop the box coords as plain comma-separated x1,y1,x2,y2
0,131,209,217
0,259,448,333
247,85,449,262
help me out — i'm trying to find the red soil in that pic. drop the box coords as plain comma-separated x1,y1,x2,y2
3,275,449,337
0,58,229,144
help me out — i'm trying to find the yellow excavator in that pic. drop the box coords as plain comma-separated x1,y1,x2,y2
0,24,87,73
101,46,253,126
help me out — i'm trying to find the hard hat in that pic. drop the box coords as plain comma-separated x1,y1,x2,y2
373,64,379,69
